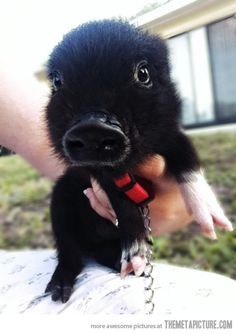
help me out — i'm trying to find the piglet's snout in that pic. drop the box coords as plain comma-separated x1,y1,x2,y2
63,111,129,164
65,121,124,151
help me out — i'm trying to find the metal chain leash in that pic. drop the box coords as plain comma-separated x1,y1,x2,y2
141,205,155,315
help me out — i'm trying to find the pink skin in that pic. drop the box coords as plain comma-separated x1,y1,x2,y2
179,171,233,239
0,68,65,180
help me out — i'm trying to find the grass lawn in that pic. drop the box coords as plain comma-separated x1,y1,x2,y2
0,131,235,278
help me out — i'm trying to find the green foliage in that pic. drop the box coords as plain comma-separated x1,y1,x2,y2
0,156,53,249
0,132,235,278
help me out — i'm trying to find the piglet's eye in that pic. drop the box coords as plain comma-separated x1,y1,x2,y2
50,71,63,91
134,61,153,88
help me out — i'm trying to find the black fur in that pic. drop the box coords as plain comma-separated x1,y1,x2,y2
45,20,200,302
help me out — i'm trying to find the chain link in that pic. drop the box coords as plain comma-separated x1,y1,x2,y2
141,205,155,315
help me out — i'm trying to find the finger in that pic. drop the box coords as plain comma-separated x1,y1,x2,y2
90,177,113,210
135,155,166,180
84,188,116,222
135,155,176,196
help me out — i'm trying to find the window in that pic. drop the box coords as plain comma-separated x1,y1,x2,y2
208,16,236,121
168,34,196,125
168,27,214,127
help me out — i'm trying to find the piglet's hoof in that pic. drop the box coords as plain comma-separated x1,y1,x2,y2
180,171,233,239
120,239,148,278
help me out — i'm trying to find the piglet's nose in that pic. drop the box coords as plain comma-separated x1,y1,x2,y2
66,123,121,150
63,119,127,162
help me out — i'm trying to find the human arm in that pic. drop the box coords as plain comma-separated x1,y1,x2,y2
0,67,65,180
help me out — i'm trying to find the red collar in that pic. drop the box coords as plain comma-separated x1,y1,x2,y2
114,173,153,206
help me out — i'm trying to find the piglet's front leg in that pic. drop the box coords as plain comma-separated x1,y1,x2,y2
113,201,149,278
120,238,148,278
180,170,233,239
95,175,148,277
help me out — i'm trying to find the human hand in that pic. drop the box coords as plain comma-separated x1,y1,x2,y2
83,155,193,237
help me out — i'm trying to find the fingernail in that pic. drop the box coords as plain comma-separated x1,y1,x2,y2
83,189,88,197
209,231,217,240
120,273,126,280
114,219,119,228
120,271,126,279
204,230,217,240
227,223,234,231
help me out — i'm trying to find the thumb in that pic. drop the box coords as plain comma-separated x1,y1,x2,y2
135,155,166,181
